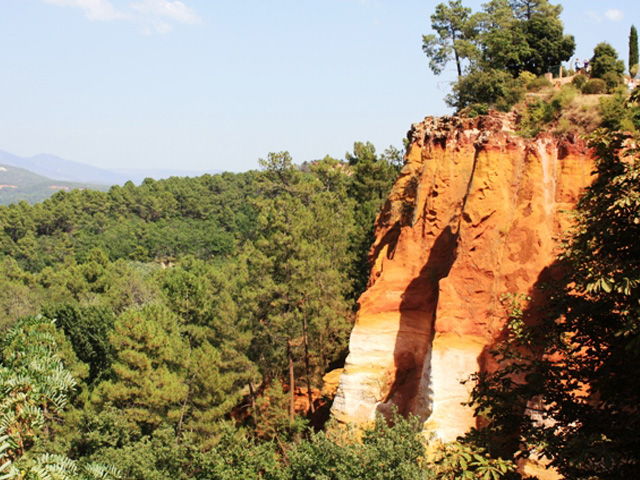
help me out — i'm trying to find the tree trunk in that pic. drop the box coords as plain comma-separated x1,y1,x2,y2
248,380,256,410
176,380,192,441
450,26,462,76
302,313,315,414
288,339,295,423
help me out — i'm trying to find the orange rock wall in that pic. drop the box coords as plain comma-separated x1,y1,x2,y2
331,113,593,441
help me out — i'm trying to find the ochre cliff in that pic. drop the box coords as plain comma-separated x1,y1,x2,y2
331,112,593,442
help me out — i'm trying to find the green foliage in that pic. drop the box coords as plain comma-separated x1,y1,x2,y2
286,415,427,480
581,78,606,94
247,154,357,414
598,88,634,131
516,70,536,88
0,147,404,478
422,0,480,76
0,316,119,480
446,68,525,111
0,316,78,459
602,71,622,93
525,75,552,92
428,441,518,480
479,0,575,77
517,84,576,137
345,143,402,297
200,423,283,480
427,0,575,111
42,304,116,383
629,25,638,76
0,164,110,207
0,172,258,271
571,72,588,88
12,453,120,480
470,126,640,477
463,103,489,118
91,304,189,436
590,41,625,80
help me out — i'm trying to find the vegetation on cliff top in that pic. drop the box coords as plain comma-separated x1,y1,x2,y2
424,0,640,136
423,0,575,111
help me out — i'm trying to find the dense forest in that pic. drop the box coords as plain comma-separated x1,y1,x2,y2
1,0,640,479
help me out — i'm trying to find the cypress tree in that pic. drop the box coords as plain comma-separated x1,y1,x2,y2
630,25,639,76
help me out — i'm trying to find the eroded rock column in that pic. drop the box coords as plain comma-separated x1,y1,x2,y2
331,113,592,441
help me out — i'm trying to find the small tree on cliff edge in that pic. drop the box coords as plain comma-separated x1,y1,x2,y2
630,25,639,77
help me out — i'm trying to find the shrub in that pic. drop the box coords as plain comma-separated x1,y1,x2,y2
517,100,554,138
572,73,588,89
556,118,572,133
602,71,622,92
527,76,553,92
582,78,607,94
464,103,489,118
550,84,577,110
517,85,577,138
599,89,638,132
447,68,525,112
517,71,537,88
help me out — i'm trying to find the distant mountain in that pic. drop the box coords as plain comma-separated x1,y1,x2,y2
0,150,224,186
0,164,110,206
0,150,129,185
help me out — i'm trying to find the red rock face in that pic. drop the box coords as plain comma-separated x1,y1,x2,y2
331,113,593,441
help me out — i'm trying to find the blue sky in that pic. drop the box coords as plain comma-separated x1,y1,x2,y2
0,1,638,172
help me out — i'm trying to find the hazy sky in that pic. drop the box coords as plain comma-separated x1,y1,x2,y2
1,0,638,172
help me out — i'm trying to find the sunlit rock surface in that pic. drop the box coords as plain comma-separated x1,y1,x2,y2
331,112,593,443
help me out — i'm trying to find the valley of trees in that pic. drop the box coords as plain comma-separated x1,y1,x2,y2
1,1,639,479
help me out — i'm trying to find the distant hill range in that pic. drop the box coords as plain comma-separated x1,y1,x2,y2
0,149,223,205
0,150,129,186
0,164,109,205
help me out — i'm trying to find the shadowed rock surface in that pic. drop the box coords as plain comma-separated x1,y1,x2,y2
331,112,593,441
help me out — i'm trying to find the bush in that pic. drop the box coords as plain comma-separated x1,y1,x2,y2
517,85,577,138
602,71,622,92
572,73,588,89
582,78,607,94
464,103,489,118
527,76,553,92
517,71,537,89
599,89,638,132
550,84,577,110
447,68,525,112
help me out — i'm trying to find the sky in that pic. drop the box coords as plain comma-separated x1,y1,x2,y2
0,0,639,173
